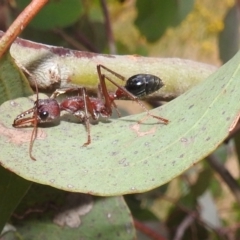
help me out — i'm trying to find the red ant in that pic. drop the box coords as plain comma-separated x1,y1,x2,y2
13,65,169,160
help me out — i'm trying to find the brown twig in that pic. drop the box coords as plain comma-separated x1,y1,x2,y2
12,203,58,220
236,0,240,8
207,154,240,206
173,214,195,240
225,121,240,142
53,28,89,51
100,0,116,54
0,0,49,58
159,195,225,238
134,219,166,240
74,30,99,52
220,222,240,239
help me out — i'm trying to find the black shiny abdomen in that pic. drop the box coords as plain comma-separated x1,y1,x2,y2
125,74,163,98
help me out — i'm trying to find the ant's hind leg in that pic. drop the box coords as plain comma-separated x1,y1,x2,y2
97,64,126,81
137,113,169,125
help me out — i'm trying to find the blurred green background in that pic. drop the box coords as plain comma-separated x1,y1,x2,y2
1,0,240,239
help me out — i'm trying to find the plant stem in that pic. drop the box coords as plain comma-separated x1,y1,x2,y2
0,0,49,58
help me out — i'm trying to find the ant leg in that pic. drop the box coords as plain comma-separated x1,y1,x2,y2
96,82,121,116
103,75,169,124
51,87,96,146
97,66,121,117
29,109,38,161
79,87,98,146
97,84,103,100
75,88,91,146
97,64,126,81
109,93,121,118
97,65,168,123
81,88,91,146
100,75,121,117
97,66,114,116
28,72,40,160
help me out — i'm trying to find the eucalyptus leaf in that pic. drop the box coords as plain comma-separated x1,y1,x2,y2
218,5,240,63
0,52,32,104
135,0,194,42
0,50,240,195
5,195,135,240
0,51,32,234
17,0,83,30
0,166,31,234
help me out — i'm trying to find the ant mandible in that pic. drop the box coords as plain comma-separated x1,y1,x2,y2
13,65,169,160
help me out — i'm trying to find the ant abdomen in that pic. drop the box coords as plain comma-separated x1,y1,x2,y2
125,74,164,98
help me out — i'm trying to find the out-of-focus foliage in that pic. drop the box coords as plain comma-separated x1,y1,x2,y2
18,0,83,30
134,0,194,42
218,4,240,62
13,0,235,64
1,0,240,239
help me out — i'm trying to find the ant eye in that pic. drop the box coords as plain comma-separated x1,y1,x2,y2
39,111,49,120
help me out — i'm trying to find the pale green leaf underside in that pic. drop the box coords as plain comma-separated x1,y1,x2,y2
1,52,240,196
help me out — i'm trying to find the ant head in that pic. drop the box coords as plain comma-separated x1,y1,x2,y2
36,99,60,122
12,99,61,127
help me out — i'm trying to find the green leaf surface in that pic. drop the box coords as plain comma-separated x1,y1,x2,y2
218,5,240,63
0,166,31,233
1,50,240,196
0,52,32,104
135,0,194,42
0,51,32,233
5,190,135,240
17,0,82,30
77,16,107,52
191,168,213,198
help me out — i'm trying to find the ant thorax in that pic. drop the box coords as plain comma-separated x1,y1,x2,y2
90,99,110,119
73,110,85,120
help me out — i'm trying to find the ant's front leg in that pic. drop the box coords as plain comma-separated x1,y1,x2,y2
52,87,93,146
75,88,95,147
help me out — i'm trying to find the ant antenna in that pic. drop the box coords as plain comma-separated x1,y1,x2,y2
29,76,39,160
17,65,39,160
